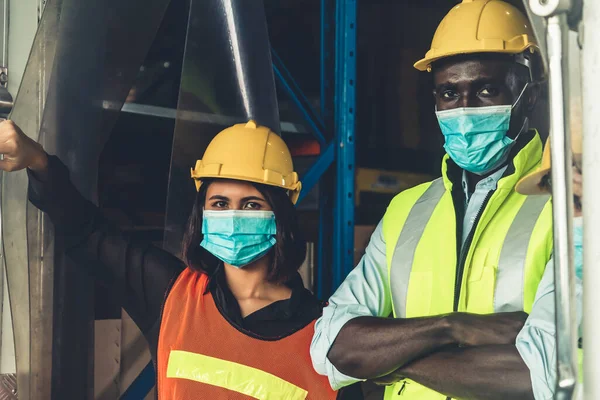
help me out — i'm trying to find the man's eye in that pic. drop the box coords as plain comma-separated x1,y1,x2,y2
441,90,457,99
479,87,499,97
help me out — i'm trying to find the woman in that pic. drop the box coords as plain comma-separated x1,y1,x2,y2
0,119,360,399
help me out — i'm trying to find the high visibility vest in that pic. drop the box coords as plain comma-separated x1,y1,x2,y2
381,132,553,400
157,268,337,400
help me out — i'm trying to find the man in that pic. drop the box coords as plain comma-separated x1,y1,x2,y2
311,1,552,399
514,100,584,399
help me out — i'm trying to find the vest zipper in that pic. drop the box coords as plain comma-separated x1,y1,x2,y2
398,380,408,395
447,189,495,400
453,191,494,312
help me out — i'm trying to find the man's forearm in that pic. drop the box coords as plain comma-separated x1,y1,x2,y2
398,345,534,400
327,315,455,379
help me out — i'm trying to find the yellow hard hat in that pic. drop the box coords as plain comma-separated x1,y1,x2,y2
515,140,552,195
516,101,583,195
414,0,538,72
190,120,302,204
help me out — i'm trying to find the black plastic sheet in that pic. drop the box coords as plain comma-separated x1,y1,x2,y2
163,0,279,255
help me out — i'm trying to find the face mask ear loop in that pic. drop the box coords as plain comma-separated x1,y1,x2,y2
509,82,531,143
512,83,530,110
510,117,528,144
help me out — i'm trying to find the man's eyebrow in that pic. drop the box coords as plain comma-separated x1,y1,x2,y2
435,77,506,92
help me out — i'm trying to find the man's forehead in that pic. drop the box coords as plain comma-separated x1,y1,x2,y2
433,57,512,84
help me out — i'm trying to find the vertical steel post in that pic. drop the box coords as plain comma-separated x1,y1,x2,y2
582,0,600,396
316,0,334,299
332,0,356,291
0,0,13,115
529,1,580,397
547,14,578,398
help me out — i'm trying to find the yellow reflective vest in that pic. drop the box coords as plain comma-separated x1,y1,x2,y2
382,131,553,400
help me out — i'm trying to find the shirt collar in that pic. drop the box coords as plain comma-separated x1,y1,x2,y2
462,165,508,202
208,262,318,323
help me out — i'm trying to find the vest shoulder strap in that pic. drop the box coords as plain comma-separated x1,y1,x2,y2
495,194,551,312
389,178,447,318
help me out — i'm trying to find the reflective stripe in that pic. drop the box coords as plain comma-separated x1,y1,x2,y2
494,195,550,312
390,179,446,317
166,350,308,400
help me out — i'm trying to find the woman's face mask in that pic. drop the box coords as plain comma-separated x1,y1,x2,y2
200,210,277,268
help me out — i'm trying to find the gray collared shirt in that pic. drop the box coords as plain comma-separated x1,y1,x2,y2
310,165,539,390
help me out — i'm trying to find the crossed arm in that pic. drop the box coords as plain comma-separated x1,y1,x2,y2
310,223,535,400
328,314,533,400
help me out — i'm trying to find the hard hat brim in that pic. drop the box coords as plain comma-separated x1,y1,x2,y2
193,174,302,205
515,167,551,195
414,45,539,72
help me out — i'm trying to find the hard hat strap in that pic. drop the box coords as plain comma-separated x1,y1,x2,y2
514,52,534,82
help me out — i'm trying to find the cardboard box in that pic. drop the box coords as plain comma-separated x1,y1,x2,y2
356,167,433,206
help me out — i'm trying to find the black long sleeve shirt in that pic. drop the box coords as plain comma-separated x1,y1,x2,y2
27,155,362,399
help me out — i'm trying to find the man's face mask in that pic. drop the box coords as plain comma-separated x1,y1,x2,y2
436,84,529,175
200,210,277,268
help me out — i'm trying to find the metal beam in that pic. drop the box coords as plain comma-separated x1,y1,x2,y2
297,142,334,204
272,49,326,146
119,102,308,134
332,0,356,291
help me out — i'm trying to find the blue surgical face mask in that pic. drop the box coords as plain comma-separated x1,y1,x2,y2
573,216,583,280
200,210,277,268
436,84,528,175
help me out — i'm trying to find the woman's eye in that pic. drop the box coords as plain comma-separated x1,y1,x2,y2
244,202,262,210
212,201,228,208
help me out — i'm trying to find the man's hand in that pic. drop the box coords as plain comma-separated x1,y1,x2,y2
0,120,48,172
449,311,528,347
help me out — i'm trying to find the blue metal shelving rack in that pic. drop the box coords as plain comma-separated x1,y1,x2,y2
273,0,357,298
121,0,357,397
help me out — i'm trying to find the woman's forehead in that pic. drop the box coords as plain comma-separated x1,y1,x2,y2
205,179,264,198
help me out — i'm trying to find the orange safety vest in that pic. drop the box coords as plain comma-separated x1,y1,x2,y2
157,268,337,399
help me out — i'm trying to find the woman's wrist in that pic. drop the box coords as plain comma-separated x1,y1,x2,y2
28,146,49,173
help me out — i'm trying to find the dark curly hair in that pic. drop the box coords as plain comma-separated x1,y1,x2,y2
181,179,306,283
